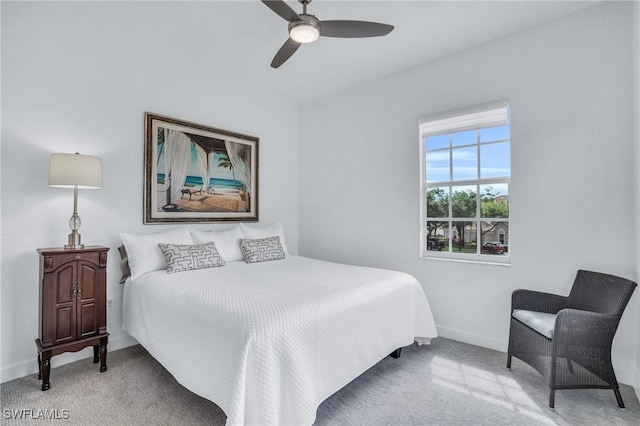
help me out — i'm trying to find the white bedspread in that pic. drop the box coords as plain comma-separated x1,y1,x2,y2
123,256,437,425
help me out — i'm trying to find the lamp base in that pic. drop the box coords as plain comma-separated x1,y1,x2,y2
64,244,85,249
65,231,84,250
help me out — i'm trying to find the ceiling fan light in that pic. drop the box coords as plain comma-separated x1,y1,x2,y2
290,23,320,43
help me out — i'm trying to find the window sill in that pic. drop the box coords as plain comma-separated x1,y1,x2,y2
420,251,511,266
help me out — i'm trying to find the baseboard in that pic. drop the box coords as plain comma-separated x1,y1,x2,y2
0,334,138,384
436,325,507,353
614,365,637,389
435,325,638,388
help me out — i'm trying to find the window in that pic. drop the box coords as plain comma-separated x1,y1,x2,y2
419,101,511,263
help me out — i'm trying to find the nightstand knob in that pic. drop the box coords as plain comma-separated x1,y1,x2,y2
74,255,82,259
72,283,81,299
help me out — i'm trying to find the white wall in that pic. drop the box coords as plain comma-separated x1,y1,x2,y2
1,2,299,382
300,2,639,385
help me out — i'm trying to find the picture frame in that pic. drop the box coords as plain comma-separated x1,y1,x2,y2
144,112,259,223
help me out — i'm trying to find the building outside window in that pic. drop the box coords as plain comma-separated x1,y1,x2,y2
419,101,511,264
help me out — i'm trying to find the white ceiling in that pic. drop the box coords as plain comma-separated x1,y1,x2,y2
138,1,600,104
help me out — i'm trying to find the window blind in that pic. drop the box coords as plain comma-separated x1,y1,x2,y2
419,101,510,137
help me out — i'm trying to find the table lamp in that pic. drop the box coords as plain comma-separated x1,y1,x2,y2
49,153,103,249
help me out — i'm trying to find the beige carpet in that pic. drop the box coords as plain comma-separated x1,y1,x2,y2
2,337,638,425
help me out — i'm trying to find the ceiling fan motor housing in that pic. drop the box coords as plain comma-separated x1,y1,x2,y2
288,14,320,43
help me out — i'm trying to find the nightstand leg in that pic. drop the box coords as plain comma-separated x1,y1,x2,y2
99,343,108,372
41,352,51,391
37,353,42,380
93,345,99,363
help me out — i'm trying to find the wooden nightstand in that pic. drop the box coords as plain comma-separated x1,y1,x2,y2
35,246,109,391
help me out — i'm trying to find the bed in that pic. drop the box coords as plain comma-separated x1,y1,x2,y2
121,227,437,425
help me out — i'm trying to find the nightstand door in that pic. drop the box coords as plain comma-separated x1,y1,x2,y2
76,260,104,338
45,263,77,345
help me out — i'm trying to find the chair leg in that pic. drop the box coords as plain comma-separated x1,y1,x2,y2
506,354,512,369
614,388,625,409
548,389,555,410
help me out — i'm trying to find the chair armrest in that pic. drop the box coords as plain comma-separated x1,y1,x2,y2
511,289,567,314
554,308,620,348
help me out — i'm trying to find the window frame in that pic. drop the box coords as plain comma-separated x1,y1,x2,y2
419,101,511,265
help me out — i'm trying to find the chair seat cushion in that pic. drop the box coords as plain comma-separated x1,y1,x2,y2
512,309,557,339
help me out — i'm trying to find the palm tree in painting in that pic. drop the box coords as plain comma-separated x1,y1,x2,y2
156,128,165,182
217,154,239,190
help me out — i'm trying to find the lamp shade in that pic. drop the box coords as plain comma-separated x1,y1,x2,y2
49,153,103,189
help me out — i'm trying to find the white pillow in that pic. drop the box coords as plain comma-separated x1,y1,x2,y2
120,227,193,281
189,226,244,262
240,222,288,254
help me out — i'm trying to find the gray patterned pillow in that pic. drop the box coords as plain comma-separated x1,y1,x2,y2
238,236,286,264
158,242,225,274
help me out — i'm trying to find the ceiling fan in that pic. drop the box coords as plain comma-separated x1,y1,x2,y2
261,0,394,68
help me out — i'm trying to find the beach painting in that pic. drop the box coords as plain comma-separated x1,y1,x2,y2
144,113,258,223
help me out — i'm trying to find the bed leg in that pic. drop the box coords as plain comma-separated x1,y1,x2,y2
390,348,402,359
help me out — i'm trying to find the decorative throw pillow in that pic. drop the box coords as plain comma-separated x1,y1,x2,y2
238,236,286,264
240,222,289,254
121,227,193,281
158,242,225,274
189,225,245,262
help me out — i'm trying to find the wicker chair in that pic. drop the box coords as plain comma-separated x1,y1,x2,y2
507,270,637,409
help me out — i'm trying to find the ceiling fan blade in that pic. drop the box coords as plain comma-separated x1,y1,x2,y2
320,20,394,38
271,38,301,68
261,0,300,22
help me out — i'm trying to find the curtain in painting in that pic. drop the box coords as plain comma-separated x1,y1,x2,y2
194,143,210,194
164,129,192,204
224,141,251,197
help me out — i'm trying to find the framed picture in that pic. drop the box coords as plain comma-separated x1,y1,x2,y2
144,112,259,223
